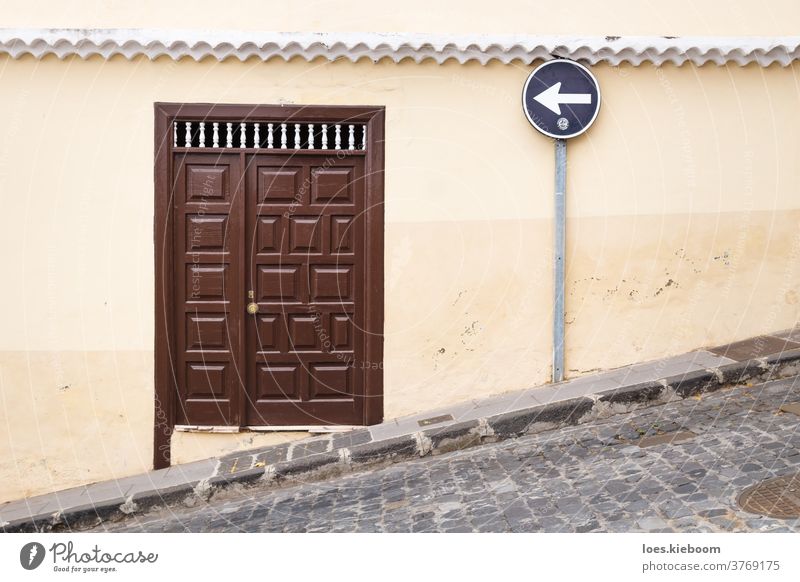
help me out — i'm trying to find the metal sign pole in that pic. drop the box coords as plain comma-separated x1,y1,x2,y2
522,59,600,385
553,138,567,383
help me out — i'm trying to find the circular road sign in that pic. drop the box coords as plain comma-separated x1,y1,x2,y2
522,59,601,139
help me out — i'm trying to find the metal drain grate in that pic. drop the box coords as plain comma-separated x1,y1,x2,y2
738,472,800,519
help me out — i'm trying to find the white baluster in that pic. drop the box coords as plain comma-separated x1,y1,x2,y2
307,124,314,149
199,122,206,147
184,122,192,147
348,124,355,150
321,124,328,149
254,123,260,148
212,122,219,148
226,123,233,148
239,123,247,148
361,125,367,150
267,123,274,148
173,122,178,147
334,125,341,149
280,123,287,149
294,124,301,149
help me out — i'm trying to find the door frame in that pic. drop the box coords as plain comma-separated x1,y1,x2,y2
154,102,385,469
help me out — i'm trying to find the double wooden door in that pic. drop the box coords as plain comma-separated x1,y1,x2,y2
171,150,373,427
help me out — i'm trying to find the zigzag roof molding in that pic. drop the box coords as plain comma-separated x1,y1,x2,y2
1,29,799,66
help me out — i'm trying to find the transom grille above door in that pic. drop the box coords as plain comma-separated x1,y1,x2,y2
154,103,385,469
174,120,367,151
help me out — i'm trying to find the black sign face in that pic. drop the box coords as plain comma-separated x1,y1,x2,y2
522,59,601,139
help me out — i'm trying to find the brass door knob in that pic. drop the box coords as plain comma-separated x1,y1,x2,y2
247,302,259,314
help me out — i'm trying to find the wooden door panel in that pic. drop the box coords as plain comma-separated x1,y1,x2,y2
173,153,244,426
169,152,372,427
244,154,366,426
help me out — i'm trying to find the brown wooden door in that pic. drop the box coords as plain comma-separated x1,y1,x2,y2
244,153,366,426
173,152,244,426
171,152,371,427
156,104,385,466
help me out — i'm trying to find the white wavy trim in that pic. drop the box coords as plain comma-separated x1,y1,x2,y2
1,29,799,66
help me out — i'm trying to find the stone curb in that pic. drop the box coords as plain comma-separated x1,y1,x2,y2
5,348,800,533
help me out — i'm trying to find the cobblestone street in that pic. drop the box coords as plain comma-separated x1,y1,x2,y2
94,376,800,533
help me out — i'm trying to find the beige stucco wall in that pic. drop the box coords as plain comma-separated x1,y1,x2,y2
1,12,800,502
1,0,800,35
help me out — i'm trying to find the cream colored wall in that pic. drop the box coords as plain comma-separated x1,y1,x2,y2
1,0,800,35
1,53,799,503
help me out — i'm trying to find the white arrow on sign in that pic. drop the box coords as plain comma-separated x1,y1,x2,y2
533,82,592,115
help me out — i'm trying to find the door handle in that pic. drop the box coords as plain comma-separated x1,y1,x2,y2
247,289,258,314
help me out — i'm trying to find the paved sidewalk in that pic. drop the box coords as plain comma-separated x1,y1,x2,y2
2,329,799,532
96,375,800,532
